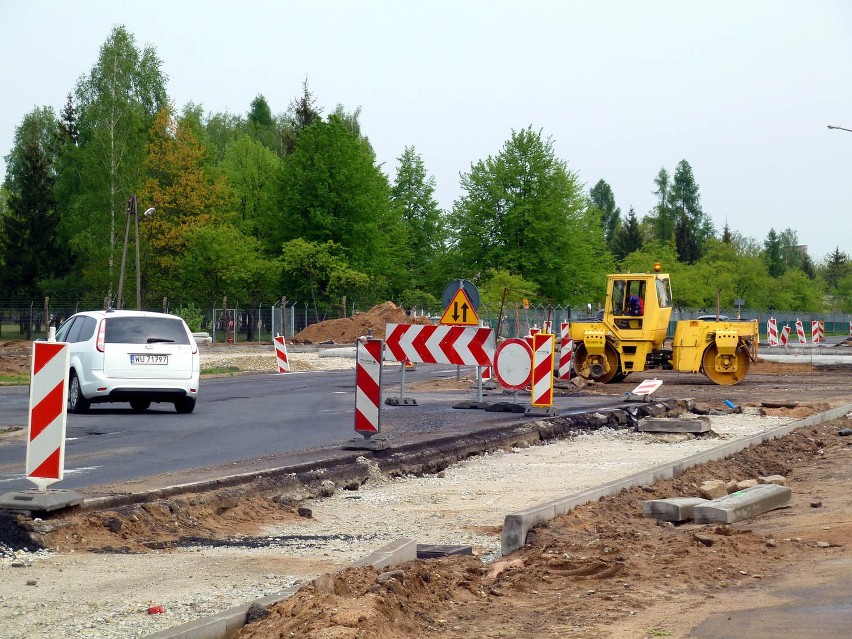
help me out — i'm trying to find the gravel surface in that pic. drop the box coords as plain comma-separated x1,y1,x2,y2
0,412,792,639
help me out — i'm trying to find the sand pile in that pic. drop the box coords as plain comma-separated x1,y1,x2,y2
292,302,431,344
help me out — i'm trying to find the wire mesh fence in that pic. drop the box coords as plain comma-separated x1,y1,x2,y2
1,299,850,344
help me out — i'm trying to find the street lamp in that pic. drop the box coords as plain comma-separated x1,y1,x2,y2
827,124,852,133
116,196,155,310
136,206,155,310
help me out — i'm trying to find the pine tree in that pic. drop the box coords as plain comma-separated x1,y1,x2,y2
589,179,620,248
612,207,644,262
0,140,60,298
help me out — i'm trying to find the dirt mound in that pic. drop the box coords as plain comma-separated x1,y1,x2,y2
292,302,430,344
233,419,852,639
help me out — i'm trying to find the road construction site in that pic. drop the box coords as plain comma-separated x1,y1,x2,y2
1,339,852,638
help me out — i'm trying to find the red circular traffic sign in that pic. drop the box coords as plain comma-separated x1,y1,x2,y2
493,338,533,390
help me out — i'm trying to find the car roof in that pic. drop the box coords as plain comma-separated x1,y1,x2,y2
73,310,184,320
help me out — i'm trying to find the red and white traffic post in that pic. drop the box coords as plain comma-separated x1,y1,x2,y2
528,332,556,415
558,321,573,380
26,342,71,491
273,335,290,373
344,338,389,450
0,339,85,513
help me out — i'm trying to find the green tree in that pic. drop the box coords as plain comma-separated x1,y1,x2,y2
281,78,322,155
611,206,644,262
176,223,279,340
279,238,372,313
823,247,850,289
763,228,785,277
670,159,713,263
141,106,232,304
277,114,401,287
588,179,620,248
247,94,280,154
773,269,825,312
390,146,446,296
450,127,610,303
67,25,168,302
646,167,676,243
204,111,245,163
220,134,283,250
0,139,61,298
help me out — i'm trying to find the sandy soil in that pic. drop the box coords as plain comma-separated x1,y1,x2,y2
3,333,852,638
232,418,852,639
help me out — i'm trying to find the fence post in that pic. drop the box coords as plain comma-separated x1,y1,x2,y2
43,297,50,337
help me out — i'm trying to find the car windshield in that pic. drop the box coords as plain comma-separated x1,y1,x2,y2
104,317,190,345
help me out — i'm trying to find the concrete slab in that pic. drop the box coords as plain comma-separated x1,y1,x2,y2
524,406,557,416
341,436,389,451
417,544,474,559
352,537,418,569
638,416,711,433
693,484,792,524
385,397,418,406
642,497,709,522
484,402,527,413
453,401,489,409
0,489,84,512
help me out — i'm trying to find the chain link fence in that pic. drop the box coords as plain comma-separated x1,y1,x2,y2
1,300,850,344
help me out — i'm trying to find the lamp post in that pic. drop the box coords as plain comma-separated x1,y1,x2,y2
827,124,852,133
136,206,155,310
116,196,155,310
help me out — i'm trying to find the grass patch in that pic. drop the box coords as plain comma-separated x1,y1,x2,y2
0,373,29,386
201,366,241,376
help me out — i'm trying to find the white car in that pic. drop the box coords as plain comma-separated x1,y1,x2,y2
54,310,200,414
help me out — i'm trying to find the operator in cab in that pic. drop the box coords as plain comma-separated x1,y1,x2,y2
627,294,644,316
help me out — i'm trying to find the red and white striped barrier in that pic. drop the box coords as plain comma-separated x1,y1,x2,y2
558,321,573,380
26,342,70,490
543,320,552,334
631,379,663,396
530,333,555,407
354,338,383,435
273,335,290,373
779,325,790,347
385,323,493,366
796,319,807,344
767,317,778,346
812,320,825,344
480,366,491,382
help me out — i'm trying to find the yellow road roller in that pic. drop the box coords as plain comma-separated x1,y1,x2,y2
570,265,759,385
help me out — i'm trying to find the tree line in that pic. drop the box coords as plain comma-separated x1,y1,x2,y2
1,26,850,317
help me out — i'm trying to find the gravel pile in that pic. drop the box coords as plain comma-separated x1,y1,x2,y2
200,347,355,373
0,412,793,639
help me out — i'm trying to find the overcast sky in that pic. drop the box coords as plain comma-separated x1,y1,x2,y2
2,1,851,262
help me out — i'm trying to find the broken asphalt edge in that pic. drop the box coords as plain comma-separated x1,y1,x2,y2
500,401,852,556
148,402,851,639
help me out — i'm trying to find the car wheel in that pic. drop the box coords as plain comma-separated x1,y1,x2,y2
68,371,91,414
130,400,151,412
174,397,196,414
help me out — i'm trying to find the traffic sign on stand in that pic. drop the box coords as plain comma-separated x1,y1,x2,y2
439,288,479,326
385,323,493,366
493,338,533,390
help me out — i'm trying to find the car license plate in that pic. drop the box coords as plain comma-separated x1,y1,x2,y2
130,354,168,365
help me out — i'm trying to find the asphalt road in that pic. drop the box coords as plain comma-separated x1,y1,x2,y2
0,365,627,494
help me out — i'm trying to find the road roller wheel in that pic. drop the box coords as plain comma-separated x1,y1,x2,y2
575,343,622,384
702,344,750,385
